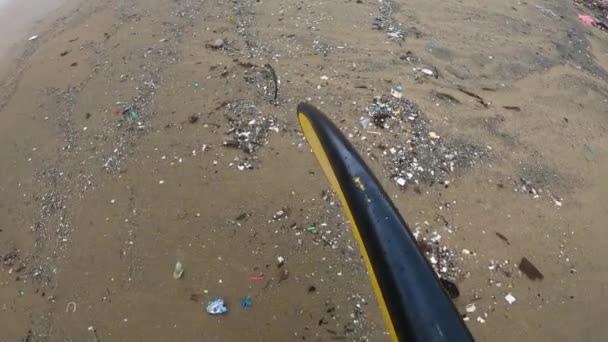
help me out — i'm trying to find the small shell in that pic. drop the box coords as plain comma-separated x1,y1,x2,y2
173,261,184,279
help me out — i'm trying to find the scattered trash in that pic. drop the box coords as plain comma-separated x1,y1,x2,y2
222,101,278,169
396,177,406,187
255,64,278,102
248,275,264,281
277,256,285,267
420,68,434,76
28,35,39,41
272,209,287,220
306,224,318,233
240,296,252,308
360,116,371,129
465,303,476,313
206,298,228,315
578,14,595,27
518,257,544,280
416,230,460,286
193,81,200,88
173,261,184,279
477,316,486,323
504,293,516,304
365,96,485,186
390,87,403,99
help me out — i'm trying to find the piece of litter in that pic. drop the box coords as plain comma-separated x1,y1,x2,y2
578,14,595,27
320,75,329,80
420,68,434,76
306,224,318,233
159,180,165,185
518,257,544,280
28,35,39,41
240,296,252,308
206,298,228,315
462,249,471,255
396,177,406,186
429,132,440,140
505,293,516,304
390,88,403,99
477,317,485,323
277,256,285,267
465,304,476,313
173,261,184,279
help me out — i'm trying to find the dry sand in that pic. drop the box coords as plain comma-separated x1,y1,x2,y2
1,0,608,340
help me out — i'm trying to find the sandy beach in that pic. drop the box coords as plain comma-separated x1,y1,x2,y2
1,0,608,340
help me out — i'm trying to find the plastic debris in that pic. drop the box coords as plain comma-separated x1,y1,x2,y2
272,210,286,220
578,14,595,27
477,316,486,323
420,68,434,76
518,257,544,280
193,81,200,88
396,177,406,186
28,35,39,41
206,298,228,315
505,293,516,304
173,261,184,279
240,296,252,308
390,87,403,99
248,275,264,281
465,303,476,313
306,224,318,233
277,256,285,267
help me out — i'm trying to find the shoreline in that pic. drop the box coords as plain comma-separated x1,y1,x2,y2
0,0,81,90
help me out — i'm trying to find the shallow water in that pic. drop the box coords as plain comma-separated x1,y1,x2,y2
0,0,64,77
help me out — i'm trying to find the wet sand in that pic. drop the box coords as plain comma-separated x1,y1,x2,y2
1,0,608,341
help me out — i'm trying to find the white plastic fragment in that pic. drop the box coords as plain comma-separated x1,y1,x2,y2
420,68,434,76
477,317,486,323
505,293,516,304
28,35,39,41
390,88,402,99
396,177,406,186
465,304,476,313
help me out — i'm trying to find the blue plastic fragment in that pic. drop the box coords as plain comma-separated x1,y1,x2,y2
240,296,252,308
